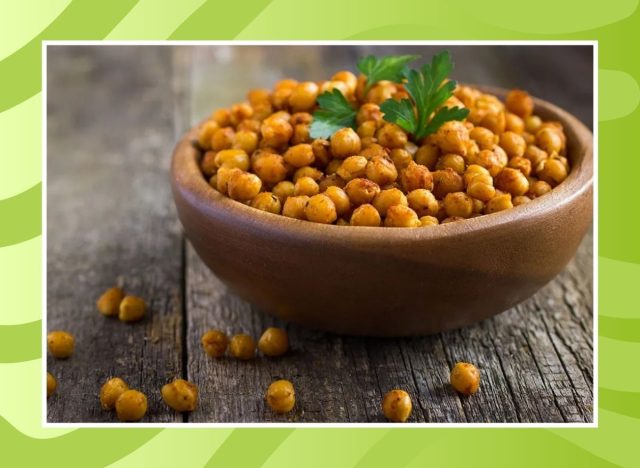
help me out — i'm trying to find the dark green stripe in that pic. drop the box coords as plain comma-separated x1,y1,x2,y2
0,183,41,247
600,316,640,342
600,387,640,419
0,320,41,363
205,429,293,467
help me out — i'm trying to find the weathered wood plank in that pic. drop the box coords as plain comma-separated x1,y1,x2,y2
46,46,184,422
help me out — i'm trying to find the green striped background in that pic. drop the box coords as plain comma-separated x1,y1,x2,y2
1,0,637,466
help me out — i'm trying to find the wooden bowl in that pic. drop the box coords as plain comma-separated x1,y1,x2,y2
171,89,593,336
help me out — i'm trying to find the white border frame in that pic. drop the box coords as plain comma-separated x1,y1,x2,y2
42,40,598,429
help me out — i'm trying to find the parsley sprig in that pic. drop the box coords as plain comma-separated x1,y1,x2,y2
309,89,357,139
357,54,419,94
380,51,469,140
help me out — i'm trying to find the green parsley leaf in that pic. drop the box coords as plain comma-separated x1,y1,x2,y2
357,54,420,94
309,90,357,139
381,51,469,140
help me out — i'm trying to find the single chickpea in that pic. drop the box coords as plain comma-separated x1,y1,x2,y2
96,287,125,317
372,188,408,217
472,149,503,176
495,168,530,196
247,88,271,105
360,143,387,160
336,218,350,226
289,81,319,112
326,159,342,175
400,161,433,192
382,389,412,422
479,110,506,134
337,155,368,181
251,192,282,214
47,331,75,359
272,181,295,203
323,186,351,216
450,362,481,395
319,80,350,96
442,216,465,224
524,145,548,169
47,372,57,397
258,327,289,357
444,192,474,218
505,112,525,133
366,81,396,104
282,195,310,220
216,167,243,195
294,176,320,197
215,149,250,171
211,127,235,151
432,168,464,199
318,174,347,192
211,108,231,127
385,205,420,228
469,126,497,150
201,329,229,358
229,334,256,360
471,198,485,214
293,166,324,182
505,89,534,118
513,195,531,206
331,128,362,159
284,144,315,168
350,204,381,226
272,88,292,110
266,380,295,413
311,139,332,167
100,377,129,410
230,103,253,126
536,127,563,154
357,120,378,139
389,148,413,171
197,120,219,150
115,389,148,422
525,115,543,134
528,180,552,198
344,178,381,205
233,130,259,154
414,143,439,169
366,156,398,186
118,296,146,323
161,379,198,412
253,101,274,121
238,119,262,133
434,121,470,155
305,194,337,224
419,216,439,227
291,124,311,145
463,164,492,185
466,180,496,202
499,131,526,158
436,154,466,175
290,112,313,126
376,123,408,149
261,118,293,149
228,171,263,202
200,151,218,177
274,78,298,91
537,158,568,186
508,156,532,177
356,103,383,126
332,70,358,95
253,153,289,185
485,193,513,214
407,189,439,217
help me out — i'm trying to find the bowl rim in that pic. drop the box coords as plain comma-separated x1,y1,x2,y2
171,86,593,243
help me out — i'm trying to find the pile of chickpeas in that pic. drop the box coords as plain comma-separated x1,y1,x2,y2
196,72,570,227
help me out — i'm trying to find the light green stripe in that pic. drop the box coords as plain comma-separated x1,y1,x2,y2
0,183,41,248
205,429,293,467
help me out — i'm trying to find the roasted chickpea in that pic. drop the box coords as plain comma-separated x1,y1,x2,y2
524,145,548,169
357,120,378,139
350,204,381,226
247,88,271,105
414,143,439,169
252,153,288,185
311,138,332,167
282,195,310,220
345,178,381,205
258,327,289,357
230,103,253,126
419,215,439,227
200,151,218,177
118,295,146,323
323,186,351,216
233,130,259,154
261,118,293,149
238,118,262,133
211,108,231,127
274,78,298,91
291,124,311,145
436,154,466,175
537,158,568,186
472,148,504,176
494,168,530,196
216,167,243,194
266,380,295,413
536,127,563,154
331,128,361,158
47,330,75,359
272,88,293,110
528,180,552,198
201,329,229,358
294,176,320,197
400,161,433,192
505,89,534,118
432,168,464,199
284,144,315,167
505,112,525,133
100,377,129,410
115,389,147,422
485,193,513,214
385,205,420,228
372,188,408,217
376,123,407,149
366,81,396,104
318,173,346,191
512,195,531,206
479,110,506,134
332,70,358,95
499,131,526,158
366,155,398,186
469,126,497,150
97,287,124,317
47,372,57,397
162,379,198,412
444,192,473,218
290,112,313,126
198,120,219,150
251,192,282,214
382,389,412,422
229,334,256,360
293,166,323,182
389,148,413,171
289,81,319,112
215,149,250,171
228,171,263,202
466,179,496,202
326,159,342,175
272,180,295,203
319,80,349,96
525,115,543,134
463,164,491,185
305,194,337,224
508,156,532,177
211,127,235,151
356,103,383,126
434,121,469,155
450,362,481,395
337,155,368,181
405,189,438,217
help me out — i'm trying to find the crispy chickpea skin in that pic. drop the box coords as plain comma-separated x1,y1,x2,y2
161,379,199,412
253,153,288,185
228,171,263,202
115,389,148,422
376,123,407,149
251,192,282,214
282,195,310,219
537,158,568,186
47,331,75,359
215,149,250,171
289,81,319,112
47,372,57,397
450,362,481,395
229,334,256,360
505,89,534,118
373,188,408,217
436,154,466,175
350,204,381,226
261,118,293,149
382,389,412,422
331,128,361,158
100,377,129,410
284,144,315,167
273,181,295,203
96,287,125,317
118,296,146,323
216,167,243,194
366,156,398,186
345,178,381,205
407,189,439,217
499,131,526,158
266,380,296,413
305,194,338,224
294,176,320,197
400,161,433,192
432,168,464,199
258,327,289,357
529,180,552,198
337,155,368,181
419,215,439,227
485,193,513,214
385,205,420,228
444,192,474,218
211,127,235,151
323,186,351,216
201,329,229,358
434,121,469,155
495,168,530,196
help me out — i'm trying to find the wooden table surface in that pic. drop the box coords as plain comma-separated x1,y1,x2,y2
47,46,593,423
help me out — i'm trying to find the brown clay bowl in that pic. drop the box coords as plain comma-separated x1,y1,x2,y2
171,88,593,336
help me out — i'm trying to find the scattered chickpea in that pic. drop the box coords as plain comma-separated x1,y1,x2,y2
377,123,407,149
436,154,466,175
229,334,256,360
323,186,351,217
513,195,532,206
293,166,323,183
211,127,235,151
162,379,199,412
216,167,243,194
499,131,526,158
115,389,148,422
258,327,289,357
450,362,481,396
350,204,382,226
382,389,412,422
266,380,296,414
536,127,563,154
201,329,229,358
100,377,129,410
118,296,146,323
47,330,75,359
400,161,433,193
197,120,219,150
47,372,57,397
96,287,125,317
289,81,319,112
434,120,469,155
